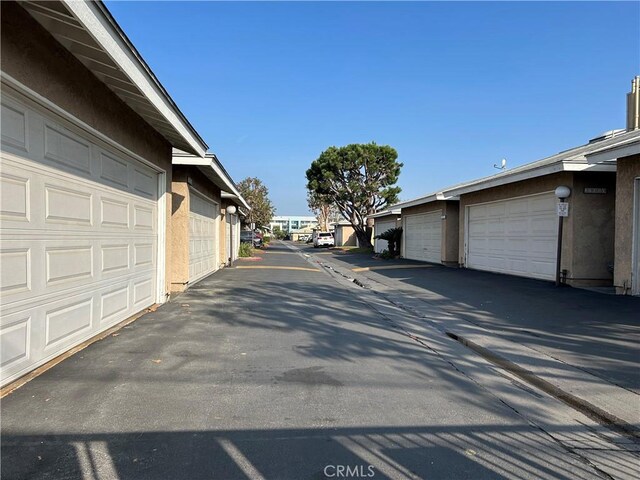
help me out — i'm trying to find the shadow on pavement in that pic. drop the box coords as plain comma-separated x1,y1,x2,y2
318,250,640,393
2,423,617,480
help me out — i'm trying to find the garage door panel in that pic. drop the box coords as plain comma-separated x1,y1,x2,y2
487,203,506,217
1,101,28,152
100,285,129,325
486,219,505,235
506,218,528,235
43,122,92,176
508,200,528,215
189,191,218,284
0,171,30,222
531,237,556,255
531,216,556,235
404,212,442,263
0,95,160,386
467,193,557,280
46,245,93,286
100,197,130,229
44,298,94,350
1,247,31,295
99,151,129,189
0,314,31,370
506,237,528,253
133,278,154,307
530,196,556,213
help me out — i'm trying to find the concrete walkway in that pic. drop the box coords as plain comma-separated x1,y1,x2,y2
299,244,640,436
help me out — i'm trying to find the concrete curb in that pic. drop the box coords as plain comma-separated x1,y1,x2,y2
446,331,640,441
304,247,640,441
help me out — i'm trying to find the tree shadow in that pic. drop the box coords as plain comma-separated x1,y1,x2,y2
322,251,640,393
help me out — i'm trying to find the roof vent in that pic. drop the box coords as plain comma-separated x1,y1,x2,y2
588,128,625,144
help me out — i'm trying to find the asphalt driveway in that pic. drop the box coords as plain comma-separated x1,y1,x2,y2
0,242,612,479
309,245,640,394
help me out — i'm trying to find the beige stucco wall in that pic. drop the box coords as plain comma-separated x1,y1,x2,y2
401,200,459,265
614,155,640,293
1,2,175,296
571,172,616,285
336,225,357,246
458,171,616,286
170,166,222,293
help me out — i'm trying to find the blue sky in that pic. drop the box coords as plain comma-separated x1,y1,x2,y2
106,1,639,215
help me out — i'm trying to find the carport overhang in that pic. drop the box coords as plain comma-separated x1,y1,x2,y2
19,0,208,156
389,193,460,211
172,150,250,211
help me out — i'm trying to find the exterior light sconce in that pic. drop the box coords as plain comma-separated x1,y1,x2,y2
554,186,571,286
226,205,237,265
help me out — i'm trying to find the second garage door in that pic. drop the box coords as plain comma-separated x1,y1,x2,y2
374,219,396,253
403,212,442,263
466,193,557,280
189,191,219,284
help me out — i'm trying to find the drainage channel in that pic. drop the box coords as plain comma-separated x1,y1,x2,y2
446,331,640,443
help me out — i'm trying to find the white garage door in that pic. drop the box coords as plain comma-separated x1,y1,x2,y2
404,212,442,263
189,191,218,283
466,193,557,280
0,94,161,386
374,219,396,253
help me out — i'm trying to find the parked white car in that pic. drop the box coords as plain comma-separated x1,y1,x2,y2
314,232,335,248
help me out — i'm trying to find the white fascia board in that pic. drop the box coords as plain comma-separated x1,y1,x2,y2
64,1,207,157
172,156,247,207
369,209,401,219
391,194,439,210
444,161,614,197
221,192,250,211
585,141,640,164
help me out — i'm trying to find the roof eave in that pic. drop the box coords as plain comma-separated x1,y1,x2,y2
24,0,208,156
585,139,640,164
172,152,250,210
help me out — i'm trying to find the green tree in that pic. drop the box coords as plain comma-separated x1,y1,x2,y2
272,226,286,240
306,143,402,248
307,191,339,232
236,177,275,229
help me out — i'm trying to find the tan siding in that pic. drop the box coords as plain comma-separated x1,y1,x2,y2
571,172,616,285
170,167,222,292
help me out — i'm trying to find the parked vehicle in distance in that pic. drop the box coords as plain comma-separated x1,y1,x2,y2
298,234,310,242
314,232,335,248
240,230,263,248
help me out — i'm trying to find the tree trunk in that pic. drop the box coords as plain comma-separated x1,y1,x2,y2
354,227,373,249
